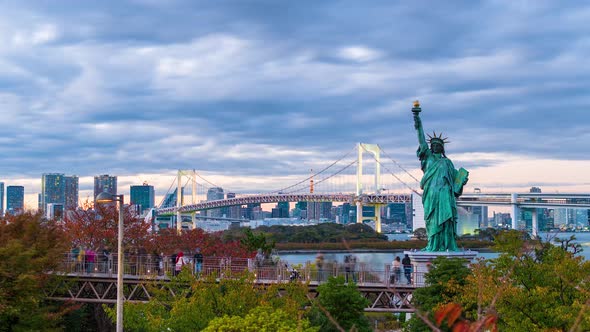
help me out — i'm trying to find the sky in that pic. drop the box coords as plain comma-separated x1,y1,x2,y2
0,0,589,209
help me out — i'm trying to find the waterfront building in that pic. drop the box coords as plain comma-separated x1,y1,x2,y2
206,187,224,218
271,202,290,218
41,173,65,214
93,174,117,202
492,212,512,228
463,206,488,229
64,175,79,210
307,201,333,221
457,206,479,235
241,203,257,220
46,203,64,220
386,203,408,224
340,203,352,224
130,182,155,215
226,192,241,219
6,185,24,214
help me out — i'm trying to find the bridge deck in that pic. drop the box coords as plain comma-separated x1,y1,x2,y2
49,256,424,313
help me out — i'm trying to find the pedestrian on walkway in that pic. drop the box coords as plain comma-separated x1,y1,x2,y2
402,254,412,285
174,251,185,276
391,256,401,284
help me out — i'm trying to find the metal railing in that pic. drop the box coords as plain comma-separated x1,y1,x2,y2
57,253,427,287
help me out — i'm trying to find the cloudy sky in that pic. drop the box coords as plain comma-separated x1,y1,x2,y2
1,0,589,208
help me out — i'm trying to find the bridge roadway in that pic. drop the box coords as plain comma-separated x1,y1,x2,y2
156,192,590,215
47,257,422,313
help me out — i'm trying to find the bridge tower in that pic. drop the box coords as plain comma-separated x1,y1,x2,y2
176,169,198,233
356,143,384,233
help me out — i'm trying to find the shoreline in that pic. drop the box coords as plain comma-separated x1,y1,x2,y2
278,248,494,254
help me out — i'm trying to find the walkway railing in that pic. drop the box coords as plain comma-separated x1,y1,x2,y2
57,253,427,287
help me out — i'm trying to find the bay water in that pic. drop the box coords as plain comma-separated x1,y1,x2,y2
279,232,590,270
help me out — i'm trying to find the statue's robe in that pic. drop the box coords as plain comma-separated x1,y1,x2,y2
417,144,462,252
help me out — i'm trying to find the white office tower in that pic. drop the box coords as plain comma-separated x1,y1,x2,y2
412,193,425,231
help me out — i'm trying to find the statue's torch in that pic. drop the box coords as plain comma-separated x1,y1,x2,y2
412,100,421,114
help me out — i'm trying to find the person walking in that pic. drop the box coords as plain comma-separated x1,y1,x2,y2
402,254,412,285
193,248,203,276
391,256,401,284
315,252,324,283
174,251,185,276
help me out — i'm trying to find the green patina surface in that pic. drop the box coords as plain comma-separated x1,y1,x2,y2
413,102,468,252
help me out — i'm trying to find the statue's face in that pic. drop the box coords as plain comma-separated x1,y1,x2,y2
431,142,443,154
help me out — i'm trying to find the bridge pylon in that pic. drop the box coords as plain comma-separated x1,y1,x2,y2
356,143,384,233
176,169,198,233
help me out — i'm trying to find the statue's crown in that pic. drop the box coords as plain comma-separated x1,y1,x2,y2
427,131,449,145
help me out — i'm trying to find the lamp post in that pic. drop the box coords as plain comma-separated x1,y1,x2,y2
96,192,124,332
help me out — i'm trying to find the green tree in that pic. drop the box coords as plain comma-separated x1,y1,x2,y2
0,213,70,331
405,257,471,332
204,306,318,332
308,276,371,332
413,228,427,241
240,228,275,255
109,270,313,331
457,236,590,331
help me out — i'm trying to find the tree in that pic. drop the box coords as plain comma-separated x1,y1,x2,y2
204,306,318,332
61,199,151,250
456,233,590,331
413,227,427,241
110,270,313,331
240,228,275,255
405,257,471,332
308,276,371,332
0,213,71,330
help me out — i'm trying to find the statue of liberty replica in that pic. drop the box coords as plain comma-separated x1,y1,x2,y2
412,101,469,252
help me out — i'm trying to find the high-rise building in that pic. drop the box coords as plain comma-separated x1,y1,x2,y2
0,182,4,216
130,182,155,215
242,203,260,220
6,185,24,214
206,187,224,218
41,173,65,214
94,174,117,201
226,193,241,219
46,203,64,220
277,201,290,218
307,202,332,221
64,176,79,210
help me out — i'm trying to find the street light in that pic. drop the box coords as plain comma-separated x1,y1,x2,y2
96,192,124,332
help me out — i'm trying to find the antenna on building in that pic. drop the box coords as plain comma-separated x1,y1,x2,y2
310,169,314,194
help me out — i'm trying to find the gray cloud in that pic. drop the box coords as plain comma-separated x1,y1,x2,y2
0,0,589,202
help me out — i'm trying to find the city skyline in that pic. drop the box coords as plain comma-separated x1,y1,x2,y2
0,1,589,209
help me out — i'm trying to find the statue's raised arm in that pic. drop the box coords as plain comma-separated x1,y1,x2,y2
412,101,427,150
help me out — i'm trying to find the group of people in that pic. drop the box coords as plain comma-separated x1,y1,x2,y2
70,246,111,274
314,252,358,283
167,249,204,276
390,254,413,285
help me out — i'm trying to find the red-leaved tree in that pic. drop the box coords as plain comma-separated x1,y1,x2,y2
61,200,151,250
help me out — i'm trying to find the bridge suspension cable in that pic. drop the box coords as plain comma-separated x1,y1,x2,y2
282,159,357,194
359,144,422,197
378,145,421,183
265,146,356,194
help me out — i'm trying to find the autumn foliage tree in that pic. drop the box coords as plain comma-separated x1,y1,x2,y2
0,212,72,330
61,199,151,250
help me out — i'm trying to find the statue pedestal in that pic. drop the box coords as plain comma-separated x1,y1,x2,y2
404,250,478,287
